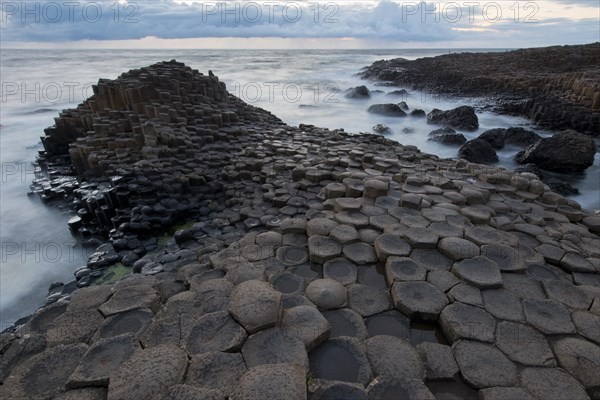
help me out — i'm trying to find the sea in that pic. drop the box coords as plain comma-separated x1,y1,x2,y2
1,49,599,328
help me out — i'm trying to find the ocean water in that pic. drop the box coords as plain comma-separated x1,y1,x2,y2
1,49,598,327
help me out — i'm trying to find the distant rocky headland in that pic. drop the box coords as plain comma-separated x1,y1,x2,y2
2,60,600,400
361,43,600,136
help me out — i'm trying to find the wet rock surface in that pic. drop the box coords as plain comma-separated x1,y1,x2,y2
6,61,600,399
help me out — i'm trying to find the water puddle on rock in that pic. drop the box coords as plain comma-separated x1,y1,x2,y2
427,377,479,400
309,341,360,383
357,264,387,288
409,321,448,345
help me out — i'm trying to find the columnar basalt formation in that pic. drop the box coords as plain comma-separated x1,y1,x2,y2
360,43,600,136
4,62,600,400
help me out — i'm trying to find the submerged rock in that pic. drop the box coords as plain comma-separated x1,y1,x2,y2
427,106,479,131
428,127,467,145
458,139,499,164
345,86,371,99
367,104,407,117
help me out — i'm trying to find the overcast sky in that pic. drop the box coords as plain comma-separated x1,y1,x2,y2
1,0,598,48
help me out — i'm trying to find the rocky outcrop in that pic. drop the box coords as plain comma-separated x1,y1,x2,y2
367,104,407,117
458,139,499,164
5,61,600,400
372,124,391,134
428,127,467,146
361,43,600,136
516,130,597,173
345,86,371,99
427,106,479,131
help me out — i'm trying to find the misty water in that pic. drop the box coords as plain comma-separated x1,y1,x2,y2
1,49,598,327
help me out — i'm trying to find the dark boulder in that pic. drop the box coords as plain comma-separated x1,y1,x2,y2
398,101,409,111
387,89,409,97
458,139,499,164
516,130,596,173
427,106,479,131
345,86,371,99
428,127,467,146
546,179,580,195
514,163,543,179
373,124,392,134
479,129,506,149
367,104,407,117
504,127,541,147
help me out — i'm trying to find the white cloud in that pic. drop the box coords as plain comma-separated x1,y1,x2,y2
0,0,598,46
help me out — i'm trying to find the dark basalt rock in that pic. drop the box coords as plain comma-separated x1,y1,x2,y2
427,106,479,131
428,127,467,146
346,86,371,99
411,109,426,117
367,104,407,117
516,130,596,173
458,139,499,164
373,124,391,134
504,127,541,147
479,128,506,149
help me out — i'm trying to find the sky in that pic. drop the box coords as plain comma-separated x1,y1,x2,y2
0,0,598,49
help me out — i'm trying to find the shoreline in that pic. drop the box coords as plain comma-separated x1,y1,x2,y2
2,60,600,399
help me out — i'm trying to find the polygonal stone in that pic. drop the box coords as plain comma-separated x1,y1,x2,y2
185,351,246,396
326,182,347,199
323,258,358,285
309,337,372,385
536,244,566,265
364,310,411,339
402,228,439,249
2,343,88,400
364,179,389,198
307,218,338,237
410,249,452,271
366,335,425,380
93,308,153,342
54,388,108,400
520,367,589,400
109,344,188,400
416,342,459,381
281,306,331,351
67,334,138,388
310,380,368,400
225,263,266,285
366,377,435,400
67,285,113,312
306,279,347,310
427,270,460,292
192,278,233,314
276,245,309,266
232,363,307,400
330,224,359,244
281,218,307,234
309,235,342,264
347,284,392,317
438,237,480,261
522,298,576,334
572,311,600,344
343,242,378,265
553,337,600,392
527,263,570,283
157,385,223,400
322,309,368,340
542,279,593,310
256,231,283,247
269,271,306,295
481,244,525,272
185,311,247,355
495,321,555,366
242,327,308,369
502,272,546,300
400,193,423,210
228,280,282,334
478,387,535,400
560,252,596,273
99,285,160,317
451,256,502,288
374,234,412,262
452,340,518,388
335,211,369,228
385,257,427,283
392,281,449,321
447,283,483,307
481,289,524,322
439,302,496,343
46,309,104,346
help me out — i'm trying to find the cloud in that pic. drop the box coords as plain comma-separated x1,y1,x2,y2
0,0,598,46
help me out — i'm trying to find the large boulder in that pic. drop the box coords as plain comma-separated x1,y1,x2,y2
427,106,479,131
367,104,407,117
478,128,506,149
346,86,371,99
516,130,596,173
428,127,467,145
458,139,499,164
504,127,541,147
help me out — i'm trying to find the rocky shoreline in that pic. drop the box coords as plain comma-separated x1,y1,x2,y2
2,61,600,400
360,43,600,136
